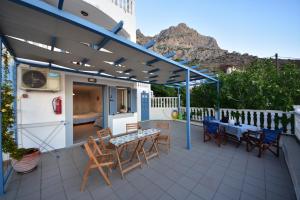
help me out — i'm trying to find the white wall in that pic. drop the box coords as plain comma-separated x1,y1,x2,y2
150,108,176,120
108,113,138,135
17,64,66,151
85,0,136,41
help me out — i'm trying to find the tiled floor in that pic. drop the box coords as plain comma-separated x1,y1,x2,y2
1,121,296,200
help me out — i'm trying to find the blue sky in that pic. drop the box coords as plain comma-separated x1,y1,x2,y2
136,0,300,58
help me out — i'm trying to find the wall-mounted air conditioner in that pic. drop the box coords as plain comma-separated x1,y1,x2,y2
21,68,61,92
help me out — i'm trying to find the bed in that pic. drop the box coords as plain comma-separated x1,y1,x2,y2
73,112,102,125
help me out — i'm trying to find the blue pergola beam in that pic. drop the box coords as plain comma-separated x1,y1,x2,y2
96,21,124,50
123,69,132,74
58,0,64,9
50,36,56,51
179,60,189,65
186,69,191,150
114,57,126,66
8,0,218,82
149,75,158,79
148,68,160,74
143,39,155,49
146,51,176,66
170,74,180,79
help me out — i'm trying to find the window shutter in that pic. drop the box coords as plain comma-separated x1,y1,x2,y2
109,86,117,115
130,88,137,113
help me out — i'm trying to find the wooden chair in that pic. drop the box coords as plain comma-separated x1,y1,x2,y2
203,120,223,147
96,128,115,152
80,136,115,191
126,123,141,133
246,128,283,157
156,122,171,153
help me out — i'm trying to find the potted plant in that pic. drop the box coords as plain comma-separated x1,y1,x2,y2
120,104,127,113
1,49,40,173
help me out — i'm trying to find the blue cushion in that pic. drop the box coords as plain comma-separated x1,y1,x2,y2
262,128,283,144
206,122,219,135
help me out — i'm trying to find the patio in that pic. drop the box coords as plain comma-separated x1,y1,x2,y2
2,121,296,200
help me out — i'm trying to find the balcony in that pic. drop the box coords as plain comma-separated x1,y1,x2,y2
4,120,296,200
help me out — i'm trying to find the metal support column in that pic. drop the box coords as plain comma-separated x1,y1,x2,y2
177,87,181,114
185,69,191,150
0,36,4,195
216,80,220,120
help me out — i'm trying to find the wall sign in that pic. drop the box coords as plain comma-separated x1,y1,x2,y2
88,78,97,83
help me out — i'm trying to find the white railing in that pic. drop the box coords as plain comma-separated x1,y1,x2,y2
150,97,295,135
179,107,294,135
151,97,178,108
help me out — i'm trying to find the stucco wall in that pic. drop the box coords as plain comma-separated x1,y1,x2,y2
17,64,66,151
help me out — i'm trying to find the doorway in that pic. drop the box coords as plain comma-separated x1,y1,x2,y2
73,83,103,143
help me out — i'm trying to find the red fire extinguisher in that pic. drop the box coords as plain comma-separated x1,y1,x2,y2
52,97,62,114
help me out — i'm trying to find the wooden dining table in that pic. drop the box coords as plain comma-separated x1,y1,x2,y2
109,128,161,178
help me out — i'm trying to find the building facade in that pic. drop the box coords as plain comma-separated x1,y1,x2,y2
16,0,151,150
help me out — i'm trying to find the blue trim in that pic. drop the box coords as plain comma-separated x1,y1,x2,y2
8,0,217,81
58,0,64,10
185,69,191,150
114,57,126,66
0,36,4,195
143,39,155,49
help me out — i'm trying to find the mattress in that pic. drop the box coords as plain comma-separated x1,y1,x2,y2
73,112,101,125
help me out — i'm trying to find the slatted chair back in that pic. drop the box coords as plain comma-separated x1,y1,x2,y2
257,128,283,157
155,122,171,153
97,128,113,151
126,123,140,133
262,128,283,144
206,121,219,135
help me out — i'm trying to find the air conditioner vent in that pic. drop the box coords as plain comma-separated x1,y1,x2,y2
21,68,61,92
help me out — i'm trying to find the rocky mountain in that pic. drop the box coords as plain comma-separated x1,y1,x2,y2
136,23,258,72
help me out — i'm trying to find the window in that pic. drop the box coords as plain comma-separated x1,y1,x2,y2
109,87,137,115
117,88,128,113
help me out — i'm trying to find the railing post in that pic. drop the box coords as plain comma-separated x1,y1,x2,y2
186,69,191,150
0,36,4,195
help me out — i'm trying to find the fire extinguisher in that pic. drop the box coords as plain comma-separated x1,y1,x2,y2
52,97,62,114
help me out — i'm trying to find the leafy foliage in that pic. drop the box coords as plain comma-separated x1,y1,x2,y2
151,85,177,97
1,49,30,160
191,59,300,111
